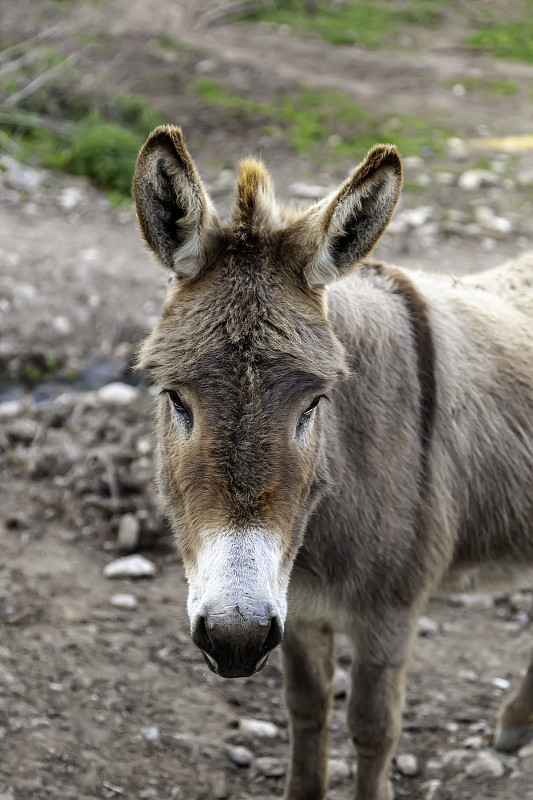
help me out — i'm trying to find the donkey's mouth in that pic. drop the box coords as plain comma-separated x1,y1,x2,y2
201,651,270,679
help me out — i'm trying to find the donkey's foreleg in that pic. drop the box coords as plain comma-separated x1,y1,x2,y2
348,612,418,800
282,620,334,800
494,649,533,752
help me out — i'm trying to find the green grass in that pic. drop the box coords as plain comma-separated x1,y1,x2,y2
238,0,457,46
193,78,448,160
1,47,165,202
443,77,519,96
469,1,533,63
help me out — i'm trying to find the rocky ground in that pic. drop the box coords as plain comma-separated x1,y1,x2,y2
1,1,533,799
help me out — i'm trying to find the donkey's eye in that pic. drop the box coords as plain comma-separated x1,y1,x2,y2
165,390,193,427
296,395,323,434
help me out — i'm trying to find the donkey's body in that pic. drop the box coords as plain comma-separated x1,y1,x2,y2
133,126,533,799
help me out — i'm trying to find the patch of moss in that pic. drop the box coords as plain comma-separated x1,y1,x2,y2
238,0,457,47
192,78,448,161
469,1,533,63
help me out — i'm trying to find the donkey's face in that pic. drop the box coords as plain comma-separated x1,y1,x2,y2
134,127,402,677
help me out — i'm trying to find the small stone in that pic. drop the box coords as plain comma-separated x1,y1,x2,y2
239,718,279,738
463,735,484,749
403,156,424,169
465,751,505,778
473,206,512,237
435,171,455,186
449,594,494,609
509,592,533,613
117,513,141,552
519,742,533,758
396,753,421,777
59,187,83,210
328,758,352,784
103,554,156,579
140,725,160,742
254,756,286,777
492,677,511,690
0,400,22,419
53,315,72,334
442,748,470,767
97,382,140,406
458,169,500,192
110,593,138,610
458,668,479,683
289,182,328,199
227,745,253,767
332,666,350,698
424,779,442,800
418,616,439,636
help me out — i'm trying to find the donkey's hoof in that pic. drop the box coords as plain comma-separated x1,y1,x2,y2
493,722,533,752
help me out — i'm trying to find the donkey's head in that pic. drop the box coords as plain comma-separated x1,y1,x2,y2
133,126,402,678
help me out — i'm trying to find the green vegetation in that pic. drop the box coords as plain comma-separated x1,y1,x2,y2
1,47,165,202
443,77,519,96
193,78,448,160
469,1,533,63
238,0,457,46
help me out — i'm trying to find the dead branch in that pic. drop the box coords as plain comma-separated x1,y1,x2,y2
0,18,92,64
0,110,74,135
0,47,89,110
194,0,280,29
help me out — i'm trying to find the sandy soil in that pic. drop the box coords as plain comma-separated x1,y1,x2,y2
1,2,533,799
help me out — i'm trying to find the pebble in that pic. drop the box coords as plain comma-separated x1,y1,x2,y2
424,779,442,800
396,753,421,777
435,171,456,186
140,725,160,742
53,315,73,335
59,187,84,210
227,745,253,767
449,593,494,609
509,591,533,613
290,182,328,199
0,155,45,192
332,666,350,698
110,593,138,610
418,616,439,636
492,677,511,690
103,554,156,579
473,206,512,237
96,382,140,406
239,718,279,738
254,756,286,777
0,400,22,419
458,169,500,192
465,751,505,778
117,513,141,552
519,742,533,758
442,748,470,767
463,735,484,749
328,758,352,784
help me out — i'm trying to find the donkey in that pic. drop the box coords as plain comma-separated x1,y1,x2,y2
133,125,533,800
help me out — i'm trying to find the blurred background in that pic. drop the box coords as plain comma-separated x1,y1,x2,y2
1,2,533,799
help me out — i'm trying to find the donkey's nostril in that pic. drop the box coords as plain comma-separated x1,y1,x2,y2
262,615,283,653
192,615,214,654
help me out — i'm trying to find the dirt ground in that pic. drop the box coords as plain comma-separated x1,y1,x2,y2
1,2,533,799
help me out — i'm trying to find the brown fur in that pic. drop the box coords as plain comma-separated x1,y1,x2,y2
133,126,533,800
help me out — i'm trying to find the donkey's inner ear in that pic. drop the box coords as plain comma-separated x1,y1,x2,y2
285,145,402,289
133,126,220,279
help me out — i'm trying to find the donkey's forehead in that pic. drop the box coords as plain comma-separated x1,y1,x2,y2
142,239,348,390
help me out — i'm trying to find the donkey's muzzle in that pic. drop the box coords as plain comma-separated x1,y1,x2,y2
191,610,283,678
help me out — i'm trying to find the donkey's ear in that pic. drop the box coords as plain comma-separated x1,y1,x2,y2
133,126,220,279
285,145,402,289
